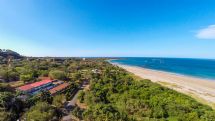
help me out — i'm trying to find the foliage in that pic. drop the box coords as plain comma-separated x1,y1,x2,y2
0,111,16,121
0,49,22,59
26,95,40,108
53,94,66,108
65,83,79,100
40,90,53,104
0,91,24,120
0,92,14,110
0,54,108,120
0,69,19,82
71,107,85,120
49,70,67,80
83,104,128,121
20,74,34,83
0,83,14,92
24,102,56,121
78,90,85,103
82,62,215,121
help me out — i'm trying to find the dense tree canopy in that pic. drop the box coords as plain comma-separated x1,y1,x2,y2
79,62,215,121
53,94,66,108
40,90,53,104
0,49,22,59
24,102,56,121
49,70,67,80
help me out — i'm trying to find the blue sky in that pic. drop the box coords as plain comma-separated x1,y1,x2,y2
0,0,215,58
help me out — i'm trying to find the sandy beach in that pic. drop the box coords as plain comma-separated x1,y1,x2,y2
114,63,215,107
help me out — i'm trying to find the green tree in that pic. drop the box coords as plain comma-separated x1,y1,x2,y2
49,70,66,80
0,83,14,92
78,90,85,103
53,94,66,108
0,92,14,110
0,69,19,82
40,90,53,104
20,74,34,83
24,102,56,121
73,72,82,81
200,111,215,121
0,111,15,121
0,92,24,120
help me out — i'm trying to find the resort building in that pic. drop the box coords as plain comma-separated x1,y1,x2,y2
17,79,68,95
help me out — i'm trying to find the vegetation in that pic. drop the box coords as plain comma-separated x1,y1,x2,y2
78,90,85,103
23,102,57,121
79,62,215,121
40,90,53,104
53,94,66,108
49,70,67,80
0,50,106,120
0,49,22,59
0,91,24,121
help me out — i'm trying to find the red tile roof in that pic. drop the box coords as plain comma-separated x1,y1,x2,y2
17,80,53,91
49,83,69,94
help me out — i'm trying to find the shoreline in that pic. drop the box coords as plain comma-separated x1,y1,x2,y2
112,62,215,108
110,61,215,81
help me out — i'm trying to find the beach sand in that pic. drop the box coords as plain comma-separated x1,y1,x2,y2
115,64,215,108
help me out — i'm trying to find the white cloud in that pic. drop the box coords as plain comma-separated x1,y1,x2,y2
196,25,215,39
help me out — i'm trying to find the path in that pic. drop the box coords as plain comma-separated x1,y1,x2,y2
62,80,89,121
66,80,89,108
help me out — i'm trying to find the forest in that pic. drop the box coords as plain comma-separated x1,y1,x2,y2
76,62,215,121
0,54,103,120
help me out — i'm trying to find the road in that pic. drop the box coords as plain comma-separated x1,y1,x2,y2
66,80,88,107
67,89,80,107
62,80,89,121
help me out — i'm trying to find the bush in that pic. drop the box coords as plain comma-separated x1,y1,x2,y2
78,91,85,103
20,74,34,83
49,70,66,80
40,90,53,104
53,95,66,108
24,102,56,121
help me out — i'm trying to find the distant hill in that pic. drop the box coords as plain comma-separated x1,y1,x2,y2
0,49,23,59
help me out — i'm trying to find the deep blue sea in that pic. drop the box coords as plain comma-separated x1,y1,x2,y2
110,57,215,80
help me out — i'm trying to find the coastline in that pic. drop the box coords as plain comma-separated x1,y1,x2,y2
111,62,215,108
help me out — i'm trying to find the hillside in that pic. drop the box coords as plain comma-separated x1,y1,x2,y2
0,49,23,59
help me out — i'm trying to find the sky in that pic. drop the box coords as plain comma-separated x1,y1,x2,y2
0,0,215,58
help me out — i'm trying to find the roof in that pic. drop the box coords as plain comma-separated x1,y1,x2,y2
17,79,53,91
49,83,69,94
52,80,63,85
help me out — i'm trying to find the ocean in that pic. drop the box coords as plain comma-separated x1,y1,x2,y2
110,57,215,80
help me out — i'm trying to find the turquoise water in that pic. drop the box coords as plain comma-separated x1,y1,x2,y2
110,57,215,80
